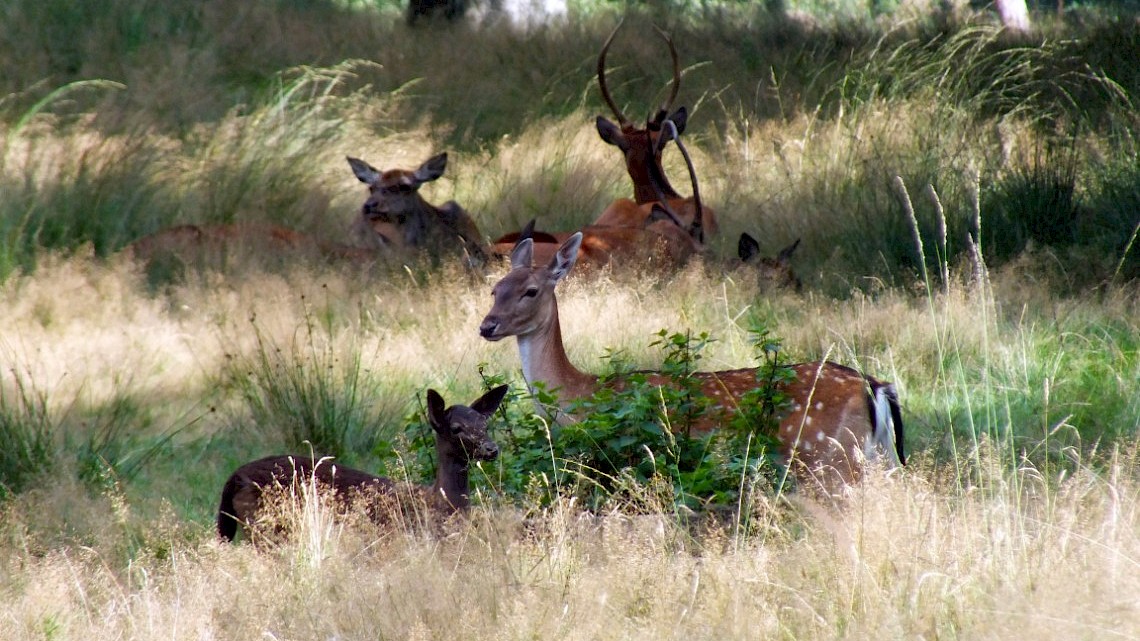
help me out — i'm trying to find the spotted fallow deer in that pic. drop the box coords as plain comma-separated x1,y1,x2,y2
592,22,718,242
347,153,491,269
216,385,508,542
479,234,904,488
738,233,803,292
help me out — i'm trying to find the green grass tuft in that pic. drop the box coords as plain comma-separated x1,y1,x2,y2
0,369,56,501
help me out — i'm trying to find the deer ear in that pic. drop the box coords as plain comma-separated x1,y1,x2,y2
519,218,537,241
596,116,629,151
547,232,582,282
668,107,688,135
347,157,380,184
415,153,448,183
510,237,534,270
738,232,760,262
777,238,801,265
426,389,448,431
470,384,509,418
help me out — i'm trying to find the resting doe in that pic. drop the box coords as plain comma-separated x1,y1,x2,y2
216,386,508,542
479,234,904,490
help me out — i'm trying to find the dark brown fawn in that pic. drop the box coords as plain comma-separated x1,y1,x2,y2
216,385,508,542
593,22,719,242
738,233,803,292
478,234,904,489
347,153,491,269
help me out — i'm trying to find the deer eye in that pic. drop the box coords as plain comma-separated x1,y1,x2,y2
523,287,538,298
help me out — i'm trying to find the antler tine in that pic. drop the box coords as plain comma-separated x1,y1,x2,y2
597,19,629,126
653,24,681,119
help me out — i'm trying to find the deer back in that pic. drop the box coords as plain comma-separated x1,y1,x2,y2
128,223,309,259
491,218,698,273
126,222,382,269
619,361,901,486
216,454,396,542
480,232,904,490
218,386,508,543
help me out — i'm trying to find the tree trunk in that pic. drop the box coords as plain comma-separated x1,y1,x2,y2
995,0,1032,33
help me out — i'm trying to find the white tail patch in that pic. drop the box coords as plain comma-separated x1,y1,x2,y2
870,385,903,468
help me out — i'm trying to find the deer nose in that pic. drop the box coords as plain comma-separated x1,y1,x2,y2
479,442,499,460
362,202,388,220
478,318,499,340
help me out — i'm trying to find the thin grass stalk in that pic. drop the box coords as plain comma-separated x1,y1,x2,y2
4,79,125,140
1112,219,1140,286
295,454,341,569
925,183,950,295
733,431,754,544
897,174,992,488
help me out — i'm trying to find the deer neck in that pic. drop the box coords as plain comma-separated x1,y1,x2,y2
431,441,470,512
633,158,681,204
398,199,435,248
515,298,598,410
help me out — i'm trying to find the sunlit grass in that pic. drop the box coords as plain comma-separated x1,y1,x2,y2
1,3,1138,638
1,199,1138,638
2,447,1138,639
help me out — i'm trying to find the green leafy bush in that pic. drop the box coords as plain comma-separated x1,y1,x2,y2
394,323,794,514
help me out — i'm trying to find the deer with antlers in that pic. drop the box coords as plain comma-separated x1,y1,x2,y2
592,22,718,244
479,234,904,489
216,385,508,543
347,152,492,270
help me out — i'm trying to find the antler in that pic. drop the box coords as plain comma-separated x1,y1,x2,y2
657,119,703,244
653,25,681,120
599,21,682,127
597,20,629,127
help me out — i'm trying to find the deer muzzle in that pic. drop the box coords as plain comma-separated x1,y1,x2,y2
476,441,499,461
478,317,503,341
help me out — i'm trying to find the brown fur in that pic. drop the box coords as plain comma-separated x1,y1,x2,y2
490,217,699,275
347,153,491,269
593,22,719,240
217,386,508,543
126,222,380,267
479,234,905,490
738,234,803,292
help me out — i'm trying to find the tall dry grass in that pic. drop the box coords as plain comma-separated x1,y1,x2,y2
2,449,1138,639
1,196,1138,637
2,4,1139,637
